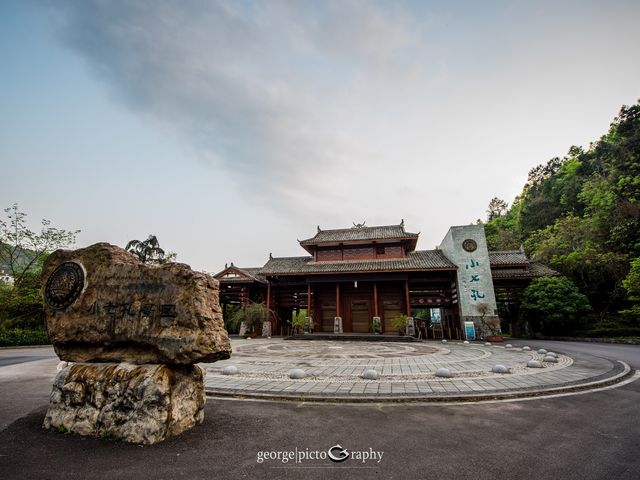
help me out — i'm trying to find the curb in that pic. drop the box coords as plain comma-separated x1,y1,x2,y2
0,344,53,350
205,361,634,404
513,336,640,345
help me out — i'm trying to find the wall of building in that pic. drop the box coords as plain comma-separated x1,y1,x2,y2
438,225,499,337
315,244,404,262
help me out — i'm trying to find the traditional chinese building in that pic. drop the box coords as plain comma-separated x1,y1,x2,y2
215,222,557,339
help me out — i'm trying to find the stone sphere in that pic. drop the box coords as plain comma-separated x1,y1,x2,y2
537,348,547,354
361,369,380,380
546,351,558,357
492,364,509,374
527,360,543,368
442,339,447,343
222,365,239,376
435,368,453,378
543,356,558,363
463,340,470,344
522,346,531,351
485,342,492,346
289,369,306,379
505,344,513,348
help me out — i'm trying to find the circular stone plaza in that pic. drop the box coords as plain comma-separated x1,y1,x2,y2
203,338,632,402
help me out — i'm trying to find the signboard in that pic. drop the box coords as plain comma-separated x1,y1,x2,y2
464,321,476,340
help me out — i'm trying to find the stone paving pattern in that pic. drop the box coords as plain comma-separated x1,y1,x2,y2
203,338,626,400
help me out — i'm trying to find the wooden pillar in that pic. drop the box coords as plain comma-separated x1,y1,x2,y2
336,283,341,317
373,283,379,317
405,280,411,316
307,283,311,315
266,282,272,331
242,286,248,308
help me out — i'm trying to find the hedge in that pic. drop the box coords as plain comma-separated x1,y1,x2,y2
0,328,50,347
575,327,640,338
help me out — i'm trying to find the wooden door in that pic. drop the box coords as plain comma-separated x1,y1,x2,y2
319,300,336,332
382,296,403,334
349,297,370,333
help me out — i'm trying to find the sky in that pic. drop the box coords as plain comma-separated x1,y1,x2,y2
1,0,639,273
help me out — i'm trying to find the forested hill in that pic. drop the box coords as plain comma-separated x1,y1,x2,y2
483,101,640,326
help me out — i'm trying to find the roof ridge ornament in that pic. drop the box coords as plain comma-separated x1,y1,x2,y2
317,225,321,233
400,219,405,228
352,220,366,228
269,252,273,260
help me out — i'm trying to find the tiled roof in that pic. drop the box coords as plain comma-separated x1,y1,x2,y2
259,250,456,275
299,223,419,245
491,262,559,279
215,266,267,284
489,250,529,266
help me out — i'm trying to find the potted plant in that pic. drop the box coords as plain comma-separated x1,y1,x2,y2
476,303,503,342
291,310,308,335
391,314,408,336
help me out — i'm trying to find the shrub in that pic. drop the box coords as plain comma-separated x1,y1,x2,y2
228,302,273,334
291,310,308,333
0,328,50,347
520,276,591,336
0,283,45,330
391,314,408,334
575,327,640,338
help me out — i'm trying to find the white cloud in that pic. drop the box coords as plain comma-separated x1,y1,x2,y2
39,0,640,250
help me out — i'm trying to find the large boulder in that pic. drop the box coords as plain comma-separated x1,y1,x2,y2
43,363,205,444
41,243,231,364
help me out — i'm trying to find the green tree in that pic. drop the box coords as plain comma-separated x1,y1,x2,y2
620,257,640,320
484,195,523,250
486,197,509,221
0,204,79,336
0,204,80,286
480,101,640,328
229,302,273,335
520,276,591,336
125,235,176,264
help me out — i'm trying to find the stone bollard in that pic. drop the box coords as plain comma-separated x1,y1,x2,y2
41,243,232,444
334,316,343,334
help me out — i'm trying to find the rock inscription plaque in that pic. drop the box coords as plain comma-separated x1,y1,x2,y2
44,262,85,310
41,243,231,364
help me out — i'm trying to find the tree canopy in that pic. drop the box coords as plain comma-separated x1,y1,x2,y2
483,101,640,327
125,235,176,265
0,204,80,286
520,277,591,336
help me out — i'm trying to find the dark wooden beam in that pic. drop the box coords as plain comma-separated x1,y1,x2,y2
405,280,411,316
373,282,379,317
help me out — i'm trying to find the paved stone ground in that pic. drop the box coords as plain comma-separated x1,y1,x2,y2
204,338,630,400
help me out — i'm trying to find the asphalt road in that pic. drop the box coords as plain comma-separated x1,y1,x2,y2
0,342,638,480
509,339,640,369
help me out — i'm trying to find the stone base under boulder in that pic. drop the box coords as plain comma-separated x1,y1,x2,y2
43,363,205,445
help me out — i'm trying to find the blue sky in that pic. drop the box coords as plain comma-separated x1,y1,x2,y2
1,0,639,272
